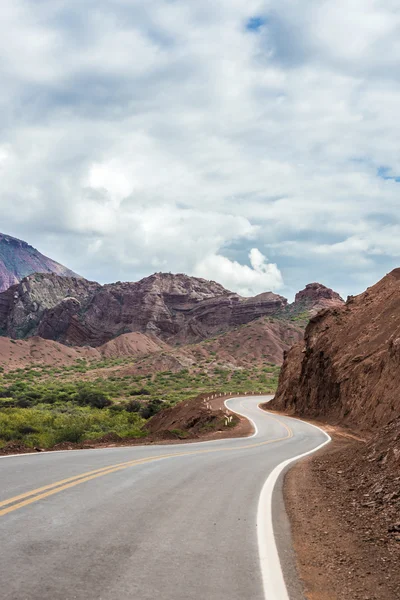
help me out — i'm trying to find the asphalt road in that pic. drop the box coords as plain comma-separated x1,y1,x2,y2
0,396,329,600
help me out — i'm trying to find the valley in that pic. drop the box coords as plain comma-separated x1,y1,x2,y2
0,232,398,600
0,248,342,454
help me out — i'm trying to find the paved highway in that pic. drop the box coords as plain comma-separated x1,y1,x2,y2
0,396,329,600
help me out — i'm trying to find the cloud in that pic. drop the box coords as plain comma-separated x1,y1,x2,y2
194,249,283,296
0,0,400,297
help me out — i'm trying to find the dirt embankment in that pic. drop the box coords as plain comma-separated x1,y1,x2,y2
269,269,400,600
285,420,399,600
145,392,253,440
271,269,400,429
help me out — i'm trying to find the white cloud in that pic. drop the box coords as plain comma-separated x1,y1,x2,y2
194,249,283,296
0,0,400,297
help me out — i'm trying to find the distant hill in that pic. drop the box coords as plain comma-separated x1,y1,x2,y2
0,270,343,355
0,232,79,292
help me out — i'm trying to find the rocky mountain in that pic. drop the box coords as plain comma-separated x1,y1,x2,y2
271,268,400,430
0,232,78,293
292,282,344,315
0,272,287,345
0,271,342,349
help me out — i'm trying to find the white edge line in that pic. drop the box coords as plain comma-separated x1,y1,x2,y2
224,398,260,438
0,391,331,600
0,395,269,460
256,408,332,600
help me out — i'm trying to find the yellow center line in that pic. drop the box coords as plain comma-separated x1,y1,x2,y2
0,456,174,509
0,414,293,517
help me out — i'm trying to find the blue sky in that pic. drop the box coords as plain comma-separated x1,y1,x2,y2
1,0,400,299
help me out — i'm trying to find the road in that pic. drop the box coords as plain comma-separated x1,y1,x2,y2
0,396,329,600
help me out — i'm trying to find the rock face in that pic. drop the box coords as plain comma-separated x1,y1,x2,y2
0,269,343,351
271,269,400,430
0,233,79,293
293,283,344,315
0,272,289,346
0,273,100,341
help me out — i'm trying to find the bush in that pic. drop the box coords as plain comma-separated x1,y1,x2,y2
75,388,112,409
109,404,125,413
140,399,163,419
126,399,142,413
18,425,39,435
16,397,31,408
129,387,151,396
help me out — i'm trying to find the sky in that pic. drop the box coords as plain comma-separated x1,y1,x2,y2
1,0,400,299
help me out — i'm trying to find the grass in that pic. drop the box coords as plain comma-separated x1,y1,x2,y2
0,356,281,450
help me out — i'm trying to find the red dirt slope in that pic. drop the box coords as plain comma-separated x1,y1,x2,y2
271,269,400,600
0,333,167,371
272,268,400,429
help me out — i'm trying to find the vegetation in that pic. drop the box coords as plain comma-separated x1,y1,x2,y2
0,406,145,449
0,357,280,450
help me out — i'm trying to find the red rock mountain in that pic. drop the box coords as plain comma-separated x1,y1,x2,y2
271,269,400,430
293,282,344,315
0,233,78,292
0,271,342,348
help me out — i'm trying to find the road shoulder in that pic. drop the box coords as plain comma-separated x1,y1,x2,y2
284,434,400,600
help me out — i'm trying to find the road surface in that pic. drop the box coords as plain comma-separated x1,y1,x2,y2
0,396,329,600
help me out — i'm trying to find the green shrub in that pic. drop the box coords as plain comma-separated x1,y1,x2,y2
126,399,142,413
140,399,163,419
75,388,112,409
129,387,150,396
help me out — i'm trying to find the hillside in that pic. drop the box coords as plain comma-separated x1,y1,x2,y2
270,269,400,599
0,333,168,371
271,268,400,429
0,233,78,292
0,316,302,376
0,271,343,348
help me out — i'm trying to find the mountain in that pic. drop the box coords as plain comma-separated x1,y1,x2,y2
0,272,286,345
0,232,79,293
292,282,344,315
271,268,400,429
0,271,343,350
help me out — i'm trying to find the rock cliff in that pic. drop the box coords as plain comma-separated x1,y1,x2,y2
0,272,288,346
0,270,344,351
271,269,400,430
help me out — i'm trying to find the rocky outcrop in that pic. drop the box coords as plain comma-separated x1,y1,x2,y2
271,269,400,430
293,282,344,314
0,272,290,346
0,273,100,339
0,232,79,292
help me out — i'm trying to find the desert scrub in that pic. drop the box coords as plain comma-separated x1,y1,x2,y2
0,358,280,448
0,405,146,449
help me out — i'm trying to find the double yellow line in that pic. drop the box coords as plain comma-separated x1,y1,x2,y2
0,413,293,518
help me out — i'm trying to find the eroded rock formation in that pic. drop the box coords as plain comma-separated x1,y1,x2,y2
272,269,400,429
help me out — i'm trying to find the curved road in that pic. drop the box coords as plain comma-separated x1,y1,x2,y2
0,396,329,600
